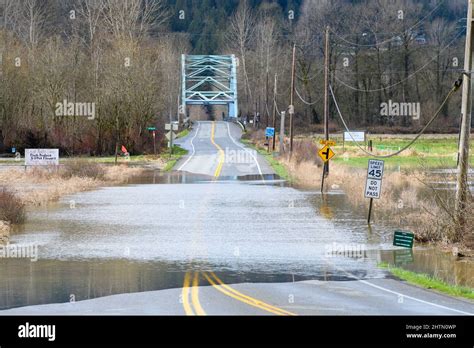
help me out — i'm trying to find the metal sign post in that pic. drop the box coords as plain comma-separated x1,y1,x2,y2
147,127,156,155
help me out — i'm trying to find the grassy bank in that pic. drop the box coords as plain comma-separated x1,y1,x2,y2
163,145,188,171
379,262,474,300
0,162,145,244
240,139,292,181
176,128,190,139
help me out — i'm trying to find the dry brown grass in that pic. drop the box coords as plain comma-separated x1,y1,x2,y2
246,129,471,246
0,164,144,208
0,163,144,244
0,188,26,223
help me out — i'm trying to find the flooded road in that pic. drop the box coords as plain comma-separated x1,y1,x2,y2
1,122,472,314
0,171,471,310
2,171,383,308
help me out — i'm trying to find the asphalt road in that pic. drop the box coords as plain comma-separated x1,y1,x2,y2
174,121,274,178
2,121,473,316
2,272,473,315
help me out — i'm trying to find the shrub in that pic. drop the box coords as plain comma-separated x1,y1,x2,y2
0,188,26,224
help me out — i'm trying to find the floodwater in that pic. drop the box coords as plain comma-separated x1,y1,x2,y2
0,171,472,310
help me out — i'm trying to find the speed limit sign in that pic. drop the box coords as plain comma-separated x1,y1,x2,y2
365,159,384,199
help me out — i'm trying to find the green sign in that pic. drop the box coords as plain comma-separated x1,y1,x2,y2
147,127,156,131
393,230,414,249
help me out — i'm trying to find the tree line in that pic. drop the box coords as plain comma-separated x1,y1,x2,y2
0,0,468,155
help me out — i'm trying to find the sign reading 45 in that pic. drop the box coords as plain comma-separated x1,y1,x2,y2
367,160,384,179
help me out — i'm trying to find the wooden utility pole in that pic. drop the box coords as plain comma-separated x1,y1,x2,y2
169,108,174,157
324,27,330,159
280,111,286,154
289,44,296,154
321,26,330,193
455,0,474,236
272,73,277,151
265,69,269,127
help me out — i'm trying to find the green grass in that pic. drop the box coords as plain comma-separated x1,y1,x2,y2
327,136,474,169
176,128,190,139
379,262,474,300
241,139,293,181
85,155,153,163
162,145,188,172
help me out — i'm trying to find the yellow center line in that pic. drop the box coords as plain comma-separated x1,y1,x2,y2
210,122,225,178
182,272,195,315
182,122,291,316
191,272,206,315
182,271,207,315
203,272,296,316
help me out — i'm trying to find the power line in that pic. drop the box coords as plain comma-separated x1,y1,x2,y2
328,75,463,158
333,30,464,93
295,87,322,106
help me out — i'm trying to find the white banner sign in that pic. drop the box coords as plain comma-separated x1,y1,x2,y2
25,149,59,166
344,131,365,142
365,159,384,199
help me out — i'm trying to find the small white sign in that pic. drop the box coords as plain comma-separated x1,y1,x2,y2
25,149,59,166
365,159,384,199
344,131,365,142
165,123,178,131
365,179,382,199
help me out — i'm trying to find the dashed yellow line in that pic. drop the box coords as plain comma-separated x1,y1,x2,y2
203,272,296,316
210,122,225,178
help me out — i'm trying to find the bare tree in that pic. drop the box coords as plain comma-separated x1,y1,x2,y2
226,1,256,111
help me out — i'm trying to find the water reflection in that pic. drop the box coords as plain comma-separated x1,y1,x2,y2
381,248,474,288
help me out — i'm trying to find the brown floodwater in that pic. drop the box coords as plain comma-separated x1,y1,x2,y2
0,170,472,310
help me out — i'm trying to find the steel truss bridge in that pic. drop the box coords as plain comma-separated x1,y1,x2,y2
181,55,238,119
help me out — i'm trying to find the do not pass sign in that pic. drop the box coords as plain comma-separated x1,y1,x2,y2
365,159,384,199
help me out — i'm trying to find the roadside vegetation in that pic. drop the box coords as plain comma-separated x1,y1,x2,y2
176,129,190,139
379,262,474,300
244,129,474,251
163,146,189,171
240,139,292,181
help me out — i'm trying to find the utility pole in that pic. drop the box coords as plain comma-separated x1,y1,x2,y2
289,44,296,154
323,26,330,176
321,26,330,193
169,108,174,158
272,73,277,151
265,69,269,127
280,111,286,154
455,0,474,237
